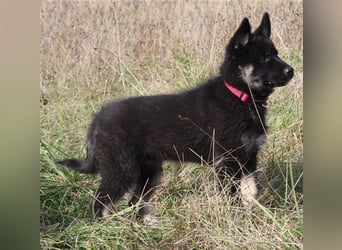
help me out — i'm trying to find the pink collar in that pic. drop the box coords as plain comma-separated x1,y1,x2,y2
224,81,268,107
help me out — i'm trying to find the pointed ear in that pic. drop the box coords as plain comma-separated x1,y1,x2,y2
255,12,271,38
231,18,251,49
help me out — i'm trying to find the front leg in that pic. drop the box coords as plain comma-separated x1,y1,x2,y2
215,159,242,195
215,154,258,207
240,155,258,207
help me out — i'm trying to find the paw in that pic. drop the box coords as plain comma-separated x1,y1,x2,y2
143,214,159,226
240,174,258,208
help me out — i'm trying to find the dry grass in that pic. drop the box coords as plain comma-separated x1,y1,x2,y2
40,0,303,249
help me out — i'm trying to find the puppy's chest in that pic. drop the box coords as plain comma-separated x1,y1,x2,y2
205,104,267,154
241,108,267,155
222,106,267,155
241,132,266,155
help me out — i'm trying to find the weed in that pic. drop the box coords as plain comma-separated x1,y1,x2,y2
40,1,303,249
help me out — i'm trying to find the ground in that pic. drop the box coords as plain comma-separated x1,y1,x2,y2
40,1,303,249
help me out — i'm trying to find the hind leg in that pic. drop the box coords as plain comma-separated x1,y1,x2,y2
92,174,130,218
129,159,162,224
92,156,139,218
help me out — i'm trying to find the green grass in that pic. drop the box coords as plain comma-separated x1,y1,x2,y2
40,1,303,249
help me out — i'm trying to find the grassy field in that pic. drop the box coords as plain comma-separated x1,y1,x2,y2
40,0,303,249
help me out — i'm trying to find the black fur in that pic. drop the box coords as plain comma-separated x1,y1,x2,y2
58,13,293,218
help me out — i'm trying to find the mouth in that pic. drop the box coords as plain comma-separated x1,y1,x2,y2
264,80,288,87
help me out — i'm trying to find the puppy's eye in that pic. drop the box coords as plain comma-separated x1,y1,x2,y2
259,55,270,63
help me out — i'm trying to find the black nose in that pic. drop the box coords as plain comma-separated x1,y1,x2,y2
283,66,294,78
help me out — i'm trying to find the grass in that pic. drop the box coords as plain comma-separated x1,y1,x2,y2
40,0,303,249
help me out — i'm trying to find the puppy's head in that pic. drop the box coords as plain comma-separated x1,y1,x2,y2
222,13,294,97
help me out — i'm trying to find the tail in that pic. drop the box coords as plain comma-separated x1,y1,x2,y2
57,146,98,174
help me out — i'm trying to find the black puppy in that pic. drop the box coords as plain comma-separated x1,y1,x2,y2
59,13,293,223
